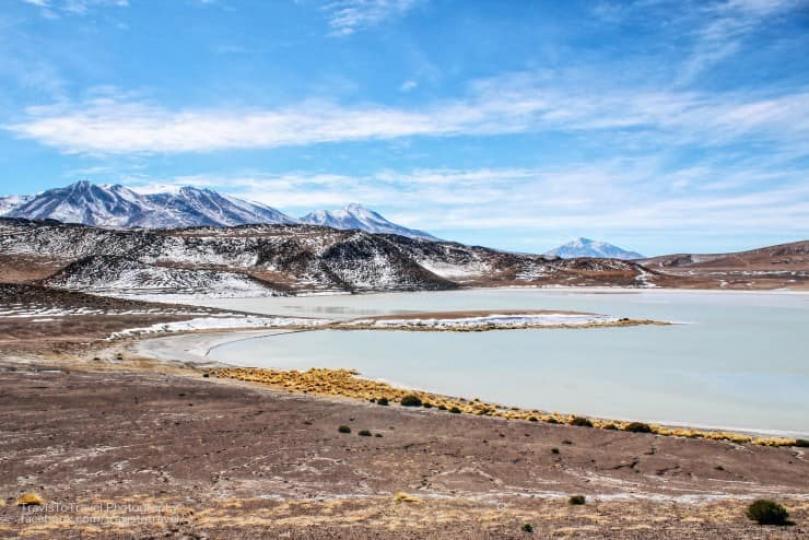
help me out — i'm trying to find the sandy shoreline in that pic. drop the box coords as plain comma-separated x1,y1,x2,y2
133,327,804,443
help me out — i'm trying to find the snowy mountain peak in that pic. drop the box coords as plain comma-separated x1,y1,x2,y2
300,204,437,240
2,182,437,239
5,180,296,229
545,238,643,260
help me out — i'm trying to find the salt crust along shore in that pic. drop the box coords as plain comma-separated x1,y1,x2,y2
113,309,666,339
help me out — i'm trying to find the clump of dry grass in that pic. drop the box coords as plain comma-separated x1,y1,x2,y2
16,492,45,507
393,492,421,504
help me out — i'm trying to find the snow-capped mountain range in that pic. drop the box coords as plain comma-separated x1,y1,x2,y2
0,181,432,239
300,203,436,240
545,237,643,260
2,181,295,229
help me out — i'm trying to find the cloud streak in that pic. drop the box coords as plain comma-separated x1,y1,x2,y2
322,0,418,36
21,0,129,17
6,80,809,155
123,154,809,247
678,0,801,83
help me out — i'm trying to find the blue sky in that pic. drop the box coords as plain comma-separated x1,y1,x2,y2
1,0,808,255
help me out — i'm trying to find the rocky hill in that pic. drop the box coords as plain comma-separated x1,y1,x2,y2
44,256,279,297
0,218,661,296
638,240,809,289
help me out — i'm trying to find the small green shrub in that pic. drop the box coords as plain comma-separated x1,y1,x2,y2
547,417,559,424
422,402,433,409
569,495,586,505
746,500,789,526
528,416,538,422
521,523,533,533
358,429,372,437
624,422,652,433
400,394,423,407
377,397,389,406
449,406,462,414
794,439,809,448
437,404,447,411
571,417,593,427
338,425,351,434
603,423,617,430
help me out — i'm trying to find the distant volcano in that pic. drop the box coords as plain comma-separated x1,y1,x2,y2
545,237,643,259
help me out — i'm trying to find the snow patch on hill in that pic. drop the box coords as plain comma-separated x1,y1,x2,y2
43,256,281,297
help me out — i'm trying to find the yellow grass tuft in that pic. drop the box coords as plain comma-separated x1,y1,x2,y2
393,492,421,504
212,367,801,448
16,492,45,507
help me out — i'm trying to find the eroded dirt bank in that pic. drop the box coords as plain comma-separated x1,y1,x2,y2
1,359,807,539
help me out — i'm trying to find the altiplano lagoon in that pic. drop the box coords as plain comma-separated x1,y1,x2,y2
205,289,809,437
5,0,809,534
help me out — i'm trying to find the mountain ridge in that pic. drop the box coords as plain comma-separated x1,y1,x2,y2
0,181,436,240
300,203,437,240
545,237,643,260
0,217,659,295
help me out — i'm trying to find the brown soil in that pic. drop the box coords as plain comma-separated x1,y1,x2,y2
0,357,807,539
1,283,808,537
0,254,67,283
0,283,229,353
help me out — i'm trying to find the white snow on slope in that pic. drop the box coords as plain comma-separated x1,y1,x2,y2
0,195,31,215
45,256,280,297
545,238,643,260
301,203,437,240
5,182,440,240
6,180,296,229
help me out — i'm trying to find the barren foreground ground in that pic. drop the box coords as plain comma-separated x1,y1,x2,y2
1,356,807,539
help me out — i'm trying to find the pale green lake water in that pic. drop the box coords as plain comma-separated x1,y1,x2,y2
201,289,809,437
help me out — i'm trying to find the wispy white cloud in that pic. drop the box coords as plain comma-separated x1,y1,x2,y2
322,0,418,36
399,79,418,92
120,151,809,247
677,0,800,84
21,0,128,17
7,78,809,154
4,69,809,155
